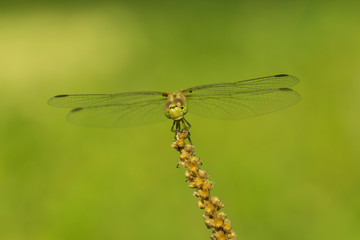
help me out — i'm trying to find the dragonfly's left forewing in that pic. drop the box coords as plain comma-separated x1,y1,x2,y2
48,91,168,127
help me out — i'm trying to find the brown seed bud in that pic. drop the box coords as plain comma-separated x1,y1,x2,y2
189,163,198,173
177,161,186,168
189,182,197,188
205,203,215,215
223,220,232,232
203,215,214,229
180,151,190,160
213,230,226,240
198,189,210,199
198,169,208,178
194,177,204,188
198,199,205,209
211,196,221,206
190,156,200,164
217,212,227,220
176,139,185,148
202,180,213,191
227,230,237,239
184,144,194,153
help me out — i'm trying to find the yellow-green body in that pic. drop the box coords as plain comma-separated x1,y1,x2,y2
163,91,188,121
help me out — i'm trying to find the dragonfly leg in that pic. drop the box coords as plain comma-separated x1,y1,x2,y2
171,120,181,132
171,121,178,139
181,118,192,145
172,119,193,168
171,118,191,133
187,131,193,145
183,118,192,129
171,121,175,132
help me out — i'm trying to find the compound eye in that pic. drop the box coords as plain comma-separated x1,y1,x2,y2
164,101,172,109
174,98,184,106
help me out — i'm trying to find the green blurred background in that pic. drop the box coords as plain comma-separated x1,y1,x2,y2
1,1,359,239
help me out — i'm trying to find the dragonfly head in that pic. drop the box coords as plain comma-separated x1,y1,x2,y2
164,92,188,121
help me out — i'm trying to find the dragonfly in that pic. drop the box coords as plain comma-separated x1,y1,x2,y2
48,74,300,131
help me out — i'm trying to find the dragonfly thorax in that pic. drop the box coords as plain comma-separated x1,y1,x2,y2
164,92,188,121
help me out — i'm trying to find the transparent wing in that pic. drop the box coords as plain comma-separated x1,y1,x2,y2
67,99,168,128
184,74,300,119
48,91,166,108
183,74,299,95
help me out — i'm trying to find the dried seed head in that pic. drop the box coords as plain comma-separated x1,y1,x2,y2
172,130,236,239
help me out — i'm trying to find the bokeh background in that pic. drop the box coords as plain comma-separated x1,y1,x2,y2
1,1,360,239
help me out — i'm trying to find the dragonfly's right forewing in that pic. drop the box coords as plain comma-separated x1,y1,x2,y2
183,74,300,120
183,74,299,96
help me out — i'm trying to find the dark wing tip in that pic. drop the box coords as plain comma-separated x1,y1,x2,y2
71,107,83,112
274,74,289,77
274,74,300,86
48,94,70,106
279,87,293,91
54,94,69,98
